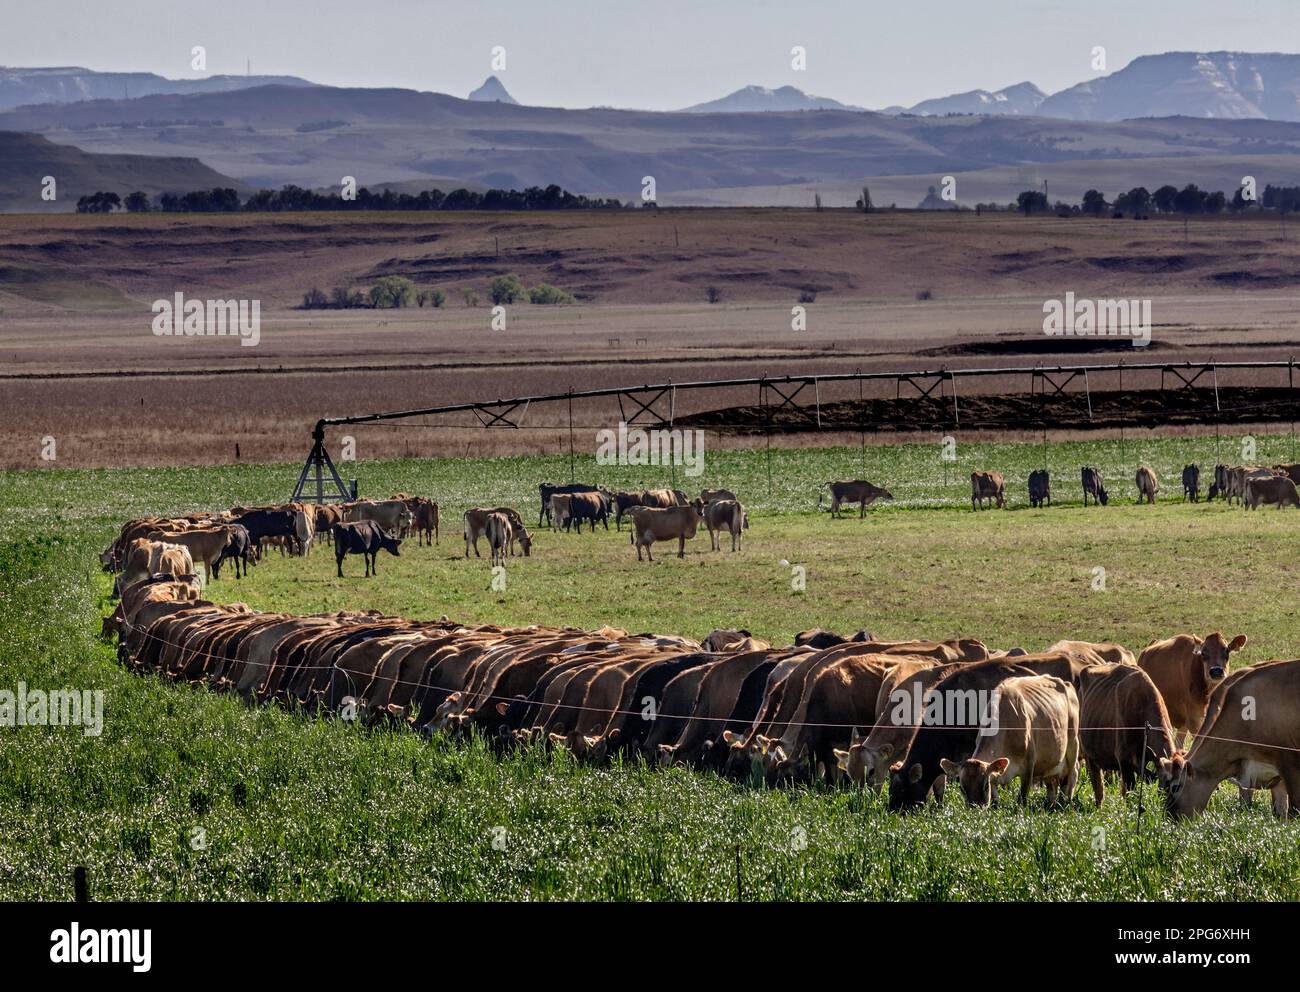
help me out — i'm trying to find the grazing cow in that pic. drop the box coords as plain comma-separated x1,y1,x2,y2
1274,463,1300,487
145,526,233,583
1077,663,1178,806
701,629,766,652
1182,464,1200,502
1226,466,1275,506
766,655,894,786
1138,632,1247,744
1206,463,1229,502
1046,639,1136,667
1135,465,1158,504
822,479,894,519
314,505,343,545
1245,475,1300,510
413,499,440,544
556,491,609,532
333,520,401,577
704,498,746,551
700,488,737,504
1160,659,1300,819
970,471,1006,510
486,512,512,567
291,503,315,556
1028,469,1050,508
629,502,705,561
889,659,1043,811
1080,466,1108,506
211,524,255,580
463,507,531,558
939,675,1079,806
345,499,414,536
610,487,687,530
836,660,957,793
231,508,298,560
538,482,600,527
115,539,195,597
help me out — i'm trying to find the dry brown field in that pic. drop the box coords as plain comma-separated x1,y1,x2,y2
2,208,1299,468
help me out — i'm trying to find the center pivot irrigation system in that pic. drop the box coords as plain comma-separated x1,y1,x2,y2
290,357,1300,502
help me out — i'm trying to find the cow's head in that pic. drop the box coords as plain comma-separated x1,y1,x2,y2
887,760,931,812
1157,754,1208,819
1194,632,1246,682
517,529,532,556
1097,485,1109,505
381,532,403,556
767,742,814,786
939,756,1009,806
840,733,895,792
691,498,706,518
877,487,895,501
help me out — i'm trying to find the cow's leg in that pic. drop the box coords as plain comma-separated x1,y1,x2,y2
1088,760,1104,807
1273,780,1292,819
678,536,686,559
859,500,865,519
336,553,344,578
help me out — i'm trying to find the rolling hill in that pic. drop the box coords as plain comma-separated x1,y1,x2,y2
0,130,245,212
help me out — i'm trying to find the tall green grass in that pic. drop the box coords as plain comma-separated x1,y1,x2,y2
2,436,1298,900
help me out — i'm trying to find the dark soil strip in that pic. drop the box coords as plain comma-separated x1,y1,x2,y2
677,387,1300,434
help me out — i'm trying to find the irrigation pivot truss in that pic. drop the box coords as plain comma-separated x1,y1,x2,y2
291,356,1300,502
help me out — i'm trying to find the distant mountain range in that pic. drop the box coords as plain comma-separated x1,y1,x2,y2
1036,52,1300,121
6,82,1300,201
7,52,1300,122
4,51,1300,210
681,85,864,113
0,65,318,111
882,81,1046,117
696,52,1300,122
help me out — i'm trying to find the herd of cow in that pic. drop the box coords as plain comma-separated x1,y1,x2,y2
99,484,753,588
962,461,1300,511
101,493,1300,818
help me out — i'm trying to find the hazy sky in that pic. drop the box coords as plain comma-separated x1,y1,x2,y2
6,0,1300,109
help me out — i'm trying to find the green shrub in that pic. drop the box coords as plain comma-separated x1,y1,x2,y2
528,283,575,305
488,273,527,305
368,275,416,309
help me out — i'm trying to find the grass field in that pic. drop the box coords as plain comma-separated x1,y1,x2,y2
4,434,1300,900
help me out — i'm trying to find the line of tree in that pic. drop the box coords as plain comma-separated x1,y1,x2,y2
1009,183,1296,218
80,183,623,214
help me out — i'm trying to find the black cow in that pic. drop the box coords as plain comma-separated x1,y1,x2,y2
333,520,402,577
538,482,601,527
211,524,256,579
1081,467,1108,506
561,491,612,532
1028,469,1050,508
1207,463,1229,502
1182,464,1200,502
231,508,297,560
